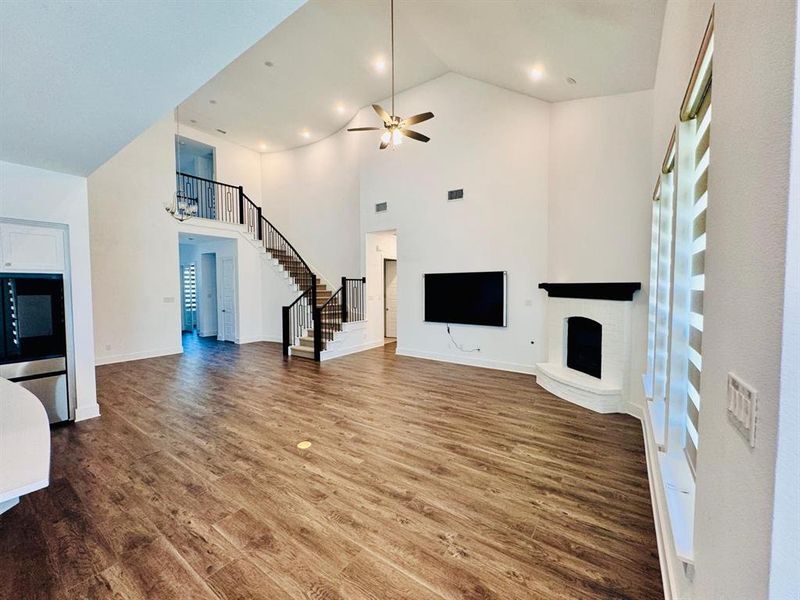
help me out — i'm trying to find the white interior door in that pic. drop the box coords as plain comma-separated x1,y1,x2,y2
384,259,397,338
220,257,236,341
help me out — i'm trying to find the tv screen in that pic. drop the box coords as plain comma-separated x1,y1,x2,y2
424,271,506,327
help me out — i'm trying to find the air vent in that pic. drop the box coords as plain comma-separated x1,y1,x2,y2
375,202,388,213
447,189,464,201
216,128,227,135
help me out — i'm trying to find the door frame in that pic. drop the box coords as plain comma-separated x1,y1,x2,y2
383,258,397,338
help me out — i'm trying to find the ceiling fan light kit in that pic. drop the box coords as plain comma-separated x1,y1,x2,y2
348,0,434,150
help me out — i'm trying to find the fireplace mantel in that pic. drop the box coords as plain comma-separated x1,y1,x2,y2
538,282,641,301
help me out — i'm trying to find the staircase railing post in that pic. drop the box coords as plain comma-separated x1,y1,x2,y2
256,207,263,240
238,186,244,225
310,274,320,361
282,306,290,357
341,276,348,324
361,276,366,321
313,307,322,361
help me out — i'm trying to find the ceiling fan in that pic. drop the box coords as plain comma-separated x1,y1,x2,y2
347,0,434,149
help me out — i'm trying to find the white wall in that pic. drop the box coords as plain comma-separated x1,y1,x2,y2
548,90,654,413
693,2,797,598
88,113,285,363
88,114,183,364
358,74,550,373
0,160,99,421
260,125,361,285
651,1,798,598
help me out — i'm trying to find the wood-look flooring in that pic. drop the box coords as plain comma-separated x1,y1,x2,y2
0,335,662,599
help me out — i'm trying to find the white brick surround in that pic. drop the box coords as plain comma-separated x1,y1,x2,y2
536,297,633,414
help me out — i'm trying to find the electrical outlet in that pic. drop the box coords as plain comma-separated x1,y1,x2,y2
727,372,757,447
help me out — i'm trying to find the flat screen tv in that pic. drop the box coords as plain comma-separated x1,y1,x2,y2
424,271,506,327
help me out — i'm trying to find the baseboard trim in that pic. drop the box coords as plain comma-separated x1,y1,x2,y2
75,403,101,422
236,335,282,345
395,347,537,375
625,401,643,420
95,345,183,366
321,339,385,361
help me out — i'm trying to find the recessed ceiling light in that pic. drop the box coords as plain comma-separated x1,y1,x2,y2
264,60,274,67
209,99,217,105
529,66,545,81
373,57,386,73
258,143,268,151
300,130,311,139
335,103,346,114
566,76,577,85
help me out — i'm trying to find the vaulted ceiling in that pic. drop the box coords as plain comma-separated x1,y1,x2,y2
0,0,304,175
179,0,666,153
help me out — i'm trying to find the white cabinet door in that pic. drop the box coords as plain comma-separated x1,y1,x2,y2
0,223,65,273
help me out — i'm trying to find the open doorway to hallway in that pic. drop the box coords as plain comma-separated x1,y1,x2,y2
384,258,397,340
365,230,397,347
178,233,237,348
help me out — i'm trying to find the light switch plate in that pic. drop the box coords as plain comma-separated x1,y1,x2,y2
727,372,757,447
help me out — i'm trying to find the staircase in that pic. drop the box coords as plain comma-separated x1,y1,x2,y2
176,171,365,361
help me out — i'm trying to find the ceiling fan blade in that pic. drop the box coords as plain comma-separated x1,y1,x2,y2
402,112,434,126
399,128,430,143
372,104,392,124
379,139,390,150
347,127,382,132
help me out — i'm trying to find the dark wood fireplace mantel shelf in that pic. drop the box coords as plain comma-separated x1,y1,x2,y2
538,282,641,301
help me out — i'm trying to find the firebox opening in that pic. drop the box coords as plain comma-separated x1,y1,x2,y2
566,316,602,379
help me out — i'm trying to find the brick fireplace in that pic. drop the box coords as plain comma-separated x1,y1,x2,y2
536,283,641,414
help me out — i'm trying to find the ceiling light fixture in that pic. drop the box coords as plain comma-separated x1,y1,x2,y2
373,57,386,73
348,0,434,150
300,130,311,139
335,103,346,114
259,143,268,151
529,66,544,81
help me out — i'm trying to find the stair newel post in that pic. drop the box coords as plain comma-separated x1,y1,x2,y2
237,186,244,225
282,306,290,357
311,274,321,361
256,207,263,241
341,276,348,324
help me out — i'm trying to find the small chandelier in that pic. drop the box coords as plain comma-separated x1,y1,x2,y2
165,189,198,222
165,106,198,222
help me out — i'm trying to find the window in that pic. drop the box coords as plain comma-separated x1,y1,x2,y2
683,84,710,475
646,131,676,448
643,7,713,567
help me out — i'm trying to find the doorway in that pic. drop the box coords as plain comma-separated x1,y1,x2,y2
178,233,236,348
384,259,397,339
176,136,216,180
180,263,197,332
